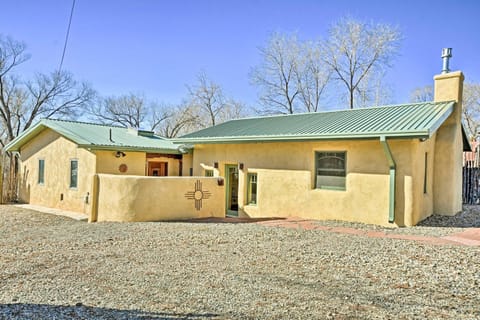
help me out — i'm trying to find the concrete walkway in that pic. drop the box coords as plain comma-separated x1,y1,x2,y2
14,204,88,221
256,217,480,247
191,216,480,247
10,206,480,247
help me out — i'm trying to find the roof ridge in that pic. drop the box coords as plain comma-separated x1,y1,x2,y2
42,118,126,129
225,100,453,123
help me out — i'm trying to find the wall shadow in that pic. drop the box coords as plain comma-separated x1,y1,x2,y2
167,217,286,224
417,206,480,228
0,303,220,319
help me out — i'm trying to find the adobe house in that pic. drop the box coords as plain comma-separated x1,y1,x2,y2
3,54,470,226
175,68,470,226
4,120,224,221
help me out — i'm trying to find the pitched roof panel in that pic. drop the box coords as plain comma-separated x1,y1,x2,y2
176,101,455,143
5,119,180,153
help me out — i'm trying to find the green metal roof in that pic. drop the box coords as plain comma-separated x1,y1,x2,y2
175,101,456,144
5,119,180,154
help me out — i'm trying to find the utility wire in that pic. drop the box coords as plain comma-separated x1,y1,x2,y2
58,0,76,73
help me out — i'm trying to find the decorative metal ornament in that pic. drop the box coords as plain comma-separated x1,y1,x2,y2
185,180,211,210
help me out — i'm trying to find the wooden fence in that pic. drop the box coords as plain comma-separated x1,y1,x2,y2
463,162,480,204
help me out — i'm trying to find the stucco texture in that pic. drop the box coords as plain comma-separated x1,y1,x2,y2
18,128,96,214
192,137,437,227
92,174,225,222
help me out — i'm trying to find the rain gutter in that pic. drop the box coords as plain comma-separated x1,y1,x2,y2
380,136,396,224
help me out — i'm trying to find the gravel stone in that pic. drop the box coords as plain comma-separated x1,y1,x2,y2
0,205,479,319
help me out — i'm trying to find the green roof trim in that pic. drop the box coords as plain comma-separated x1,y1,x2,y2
175,101,456,144
4,119,180,154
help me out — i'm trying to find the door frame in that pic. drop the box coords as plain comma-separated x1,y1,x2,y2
225,164,239,217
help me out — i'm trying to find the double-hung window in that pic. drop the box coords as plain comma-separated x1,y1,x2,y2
315,151,346,190
247,173,257,205
70,160,78,188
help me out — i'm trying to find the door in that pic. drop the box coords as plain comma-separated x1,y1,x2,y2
148,162,168,176
225,164,239,216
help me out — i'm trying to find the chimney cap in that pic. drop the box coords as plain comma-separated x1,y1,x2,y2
441,48,452,74
441,48,452,58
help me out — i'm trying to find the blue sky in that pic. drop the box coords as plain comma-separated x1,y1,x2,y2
1,0,479,110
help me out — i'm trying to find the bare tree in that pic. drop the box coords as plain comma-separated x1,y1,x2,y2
88,93,174,133
250,33,302,114
0,35,94,201
321,17,401,109
0,36,95,147
355,69,393,107
462,83,480,139
294,41,332,112
410,85,434,103
155,103,199,138
187,72,245,126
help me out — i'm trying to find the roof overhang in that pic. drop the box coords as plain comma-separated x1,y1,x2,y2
79,144,181,154
4,122,47,152
4,120,181,155
173,131,434,145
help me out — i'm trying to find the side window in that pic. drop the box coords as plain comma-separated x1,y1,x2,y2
70,160,78,188
38,159,45,184
315,151,346,190
205,169,214,177
247,173,258,205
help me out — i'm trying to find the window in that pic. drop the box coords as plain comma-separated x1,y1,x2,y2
70,160,78,188
315,151,346,190
38,159,45,184
247,173,257,205
423,153,428,194
205,169,214,177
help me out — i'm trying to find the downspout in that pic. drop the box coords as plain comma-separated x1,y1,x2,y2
380,136,396,224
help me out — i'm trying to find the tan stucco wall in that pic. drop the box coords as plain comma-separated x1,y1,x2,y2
408,136,436,225
182,153,193,176
92,174,225,222
18,128,96,214
192,139,431,226
433,71,464,215
95,150,147,175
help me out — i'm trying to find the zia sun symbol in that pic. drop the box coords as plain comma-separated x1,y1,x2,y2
185,180,212,211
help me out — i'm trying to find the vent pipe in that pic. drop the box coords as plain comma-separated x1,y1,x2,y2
441,48,452,74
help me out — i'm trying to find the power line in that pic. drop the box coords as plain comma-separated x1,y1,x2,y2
58,0,76,73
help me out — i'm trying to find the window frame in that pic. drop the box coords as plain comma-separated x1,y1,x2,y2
247,172,258,205
70,159,78,189
315,151,347,191
38,159,45,185
205,169,214,177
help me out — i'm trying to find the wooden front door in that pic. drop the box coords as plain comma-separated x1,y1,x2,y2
148,162,168,176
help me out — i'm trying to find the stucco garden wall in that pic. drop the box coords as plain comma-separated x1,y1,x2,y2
18,128,96,214
192,139,432,226
91,174,225,222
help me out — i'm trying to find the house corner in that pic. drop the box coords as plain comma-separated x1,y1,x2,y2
432,70,464,215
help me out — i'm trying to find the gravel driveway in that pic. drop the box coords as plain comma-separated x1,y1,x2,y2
0,205,479,319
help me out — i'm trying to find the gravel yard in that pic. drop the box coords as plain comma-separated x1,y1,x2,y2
0,205,479,319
